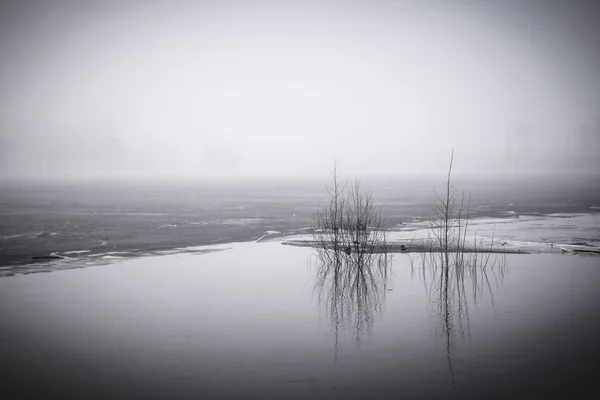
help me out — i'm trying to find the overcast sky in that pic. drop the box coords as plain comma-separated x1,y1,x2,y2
1,0,599,182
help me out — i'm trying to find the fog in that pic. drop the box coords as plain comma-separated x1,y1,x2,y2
1,0,599,182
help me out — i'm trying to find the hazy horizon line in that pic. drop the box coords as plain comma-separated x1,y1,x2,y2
2,170,599,187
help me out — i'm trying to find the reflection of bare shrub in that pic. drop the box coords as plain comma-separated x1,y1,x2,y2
409,249,506,388
313,242,392,357
410,250,507,338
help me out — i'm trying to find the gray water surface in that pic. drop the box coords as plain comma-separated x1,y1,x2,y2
1,241,598,399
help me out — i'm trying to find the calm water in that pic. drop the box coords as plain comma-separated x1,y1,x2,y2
1,240,599,399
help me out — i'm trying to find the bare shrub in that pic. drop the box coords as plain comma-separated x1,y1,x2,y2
313,162,387,255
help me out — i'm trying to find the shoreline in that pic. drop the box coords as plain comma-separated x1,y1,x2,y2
281,239,600,255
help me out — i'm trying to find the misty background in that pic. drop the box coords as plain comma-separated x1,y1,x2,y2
1,0,599,182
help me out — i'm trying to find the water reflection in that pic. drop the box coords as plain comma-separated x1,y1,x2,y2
410,250,508,387
312,246,392,360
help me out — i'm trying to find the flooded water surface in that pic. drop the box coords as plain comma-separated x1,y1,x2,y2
1,241,599,399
